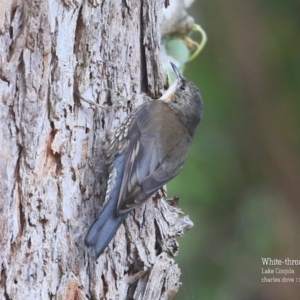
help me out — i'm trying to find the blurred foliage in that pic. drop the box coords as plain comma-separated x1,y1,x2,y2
168,1,300,299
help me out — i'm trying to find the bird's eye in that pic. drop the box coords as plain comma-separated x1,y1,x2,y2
180,85,186,91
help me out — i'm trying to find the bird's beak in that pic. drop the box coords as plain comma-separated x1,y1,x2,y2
170,62,183,80
159,62,183,102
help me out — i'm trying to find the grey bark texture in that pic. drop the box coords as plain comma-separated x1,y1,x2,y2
0,0,194,299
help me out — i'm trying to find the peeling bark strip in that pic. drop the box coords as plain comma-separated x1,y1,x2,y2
0,0,193,299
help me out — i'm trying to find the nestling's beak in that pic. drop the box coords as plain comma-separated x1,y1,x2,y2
159,62,183,102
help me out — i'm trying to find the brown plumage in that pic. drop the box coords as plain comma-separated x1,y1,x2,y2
85,63,203,258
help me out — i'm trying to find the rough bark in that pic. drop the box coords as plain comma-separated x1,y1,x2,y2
0,0,193,299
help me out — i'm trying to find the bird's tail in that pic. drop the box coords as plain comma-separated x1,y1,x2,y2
85,154,127,258
85,199,127,258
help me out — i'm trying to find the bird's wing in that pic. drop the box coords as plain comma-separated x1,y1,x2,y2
116,102,190,214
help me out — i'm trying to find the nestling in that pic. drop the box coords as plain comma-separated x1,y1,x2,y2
85,62,203,258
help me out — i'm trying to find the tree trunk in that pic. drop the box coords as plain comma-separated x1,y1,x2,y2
0,0,194,299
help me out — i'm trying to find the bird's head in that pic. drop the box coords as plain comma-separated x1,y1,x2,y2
159,62,203,135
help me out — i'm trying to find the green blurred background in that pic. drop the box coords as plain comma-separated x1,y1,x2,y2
168,1,300,299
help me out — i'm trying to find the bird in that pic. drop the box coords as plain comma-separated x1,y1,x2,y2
85,62,203,258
